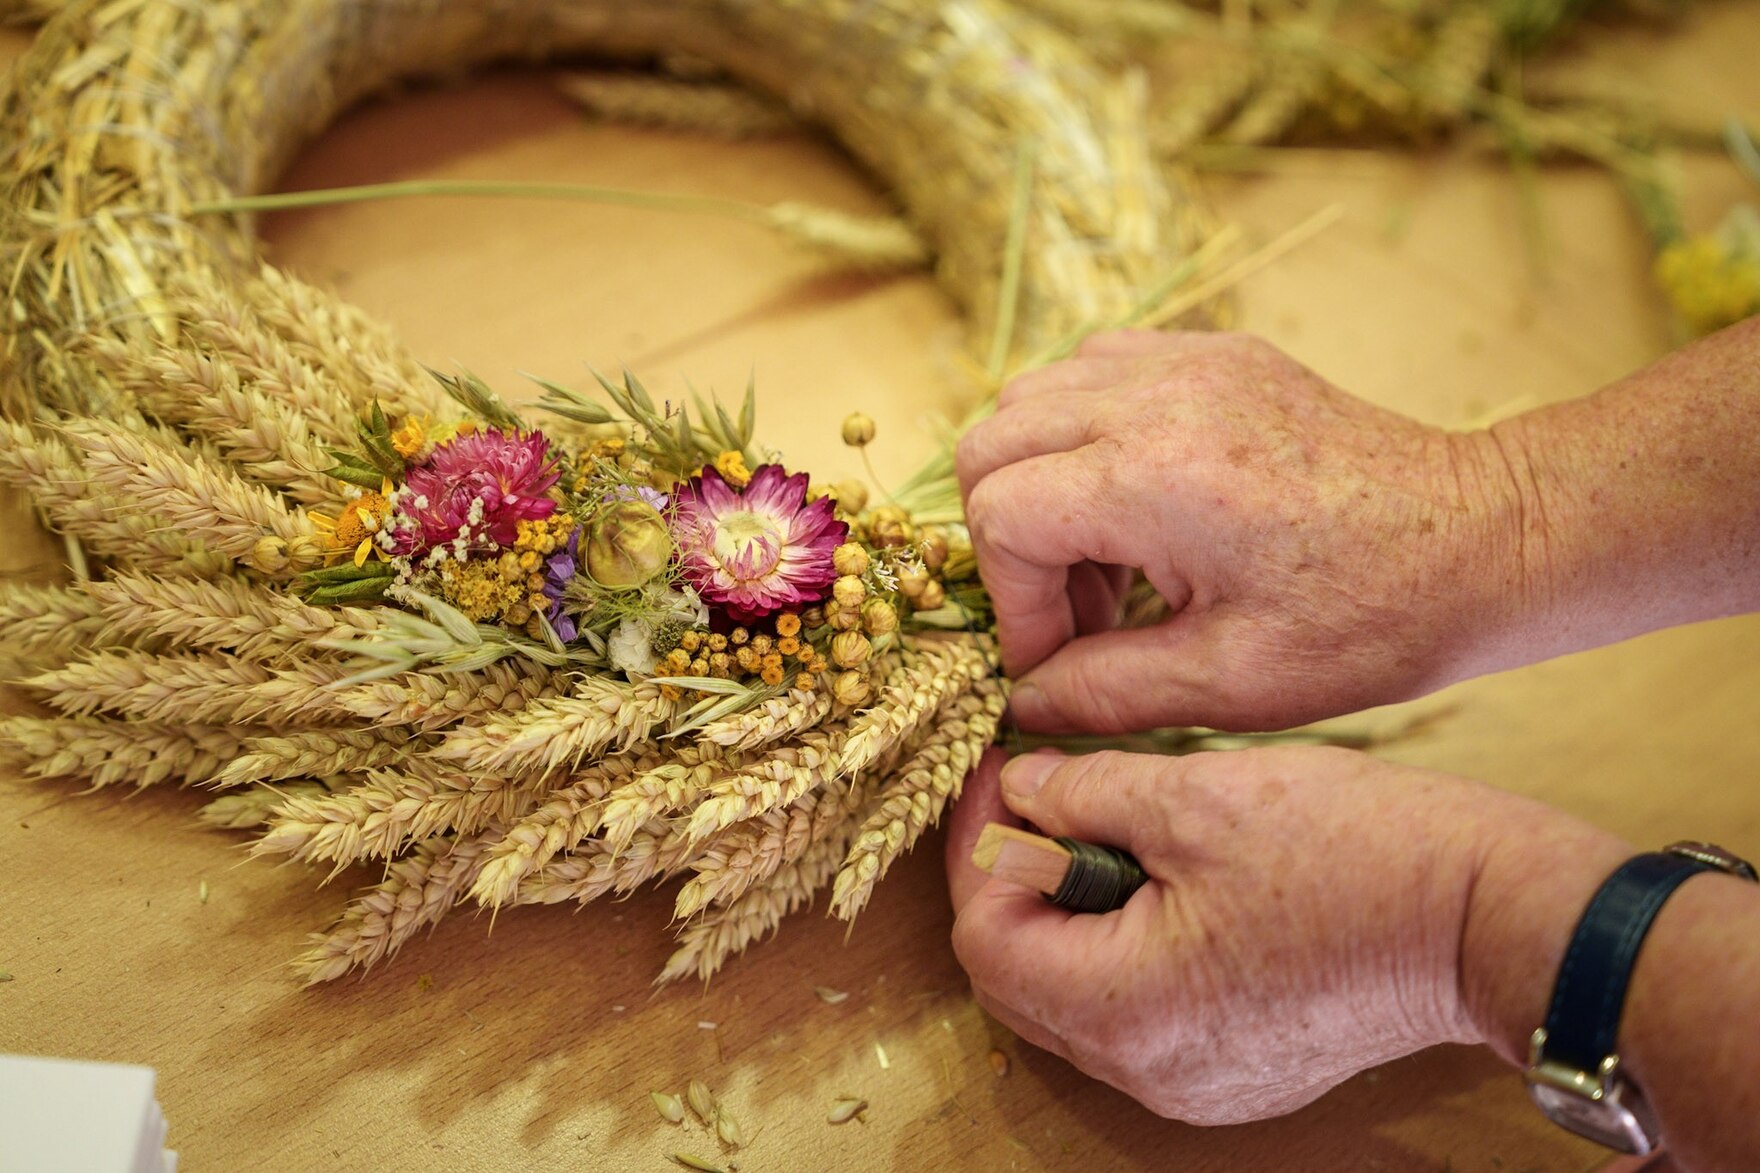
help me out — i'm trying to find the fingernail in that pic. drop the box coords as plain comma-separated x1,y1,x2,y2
1000,753,1056,801
1006,681,1044,725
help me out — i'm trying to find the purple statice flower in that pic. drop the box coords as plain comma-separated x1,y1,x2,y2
611,484,669,512
386,428,559,557
541,525,582,642
669,463,847,624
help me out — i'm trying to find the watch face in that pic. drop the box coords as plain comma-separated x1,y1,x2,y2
1527,1083,1657,1155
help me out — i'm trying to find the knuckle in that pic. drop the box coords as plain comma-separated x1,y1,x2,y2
963,476,1011,540
948,910,992,977
1052,748,1132,803
952,425,988,481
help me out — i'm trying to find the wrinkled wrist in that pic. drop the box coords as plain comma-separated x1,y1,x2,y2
1369,769,1527,1054
1455,797,1634,1067
1426,424,1570,687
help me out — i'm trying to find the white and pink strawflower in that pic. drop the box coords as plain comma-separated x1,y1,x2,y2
669,463,847,623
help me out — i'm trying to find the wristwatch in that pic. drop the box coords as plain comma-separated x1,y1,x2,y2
1525,840,1758,1153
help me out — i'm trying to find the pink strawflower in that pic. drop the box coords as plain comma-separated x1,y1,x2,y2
386,428,559,556
670,463,847,623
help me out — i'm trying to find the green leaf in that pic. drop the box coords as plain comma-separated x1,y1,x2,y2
324,463,389,490
323,447,379,472
299,561,396,586
738,373,756,446
305,577,395,605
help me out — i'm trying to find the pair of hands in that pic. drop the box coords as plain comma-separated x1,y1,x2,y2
946,330,1563,1121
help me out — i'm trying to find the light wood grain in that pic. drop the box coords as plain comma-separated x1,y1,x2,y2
4,8,1759,1171
973,824,1074,897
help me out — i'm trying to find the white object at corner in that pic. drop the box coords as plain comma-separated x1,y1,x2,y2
0,1054,177,1172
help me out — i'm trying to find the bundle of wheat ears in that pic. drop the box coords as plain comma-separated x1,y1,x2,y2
0,0,1707,984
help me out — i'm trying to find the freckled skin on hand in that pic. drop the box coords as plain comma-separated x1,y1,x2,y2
947,323,1760,1164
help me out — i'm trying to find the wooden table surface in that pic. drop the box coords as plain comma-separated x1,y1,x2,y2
4,8,1758,1171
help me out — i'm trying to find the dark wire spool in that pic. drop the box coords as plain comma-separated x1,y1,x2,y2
1050,837,1148,913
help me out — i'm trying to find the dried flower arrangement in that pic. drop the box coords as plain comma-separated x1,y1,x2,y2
0,0,1746,987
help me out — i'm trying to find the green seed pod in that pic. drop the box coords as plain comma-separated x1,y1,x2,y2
586,500,672,589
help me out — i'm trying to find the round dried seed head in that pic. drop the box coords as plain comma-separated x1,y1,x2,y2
841,412,876,447
832,542,871,577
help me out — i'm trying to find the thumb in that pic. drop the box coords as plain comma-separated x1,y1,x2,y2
1009,623,1219,734
999,750,1167,853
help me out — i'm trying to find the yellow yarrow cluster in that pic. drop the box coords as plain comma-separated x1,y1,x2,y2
712,449,751,487
438,558,530,623
437,548,552,628
1655,234,1760,337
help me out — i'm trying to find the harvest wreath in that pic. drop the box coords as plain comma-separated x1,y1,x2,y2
0,0,1222,985
0,0,1733,986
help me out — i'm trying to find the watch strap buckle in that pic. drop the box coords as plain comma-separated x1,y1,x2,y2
1525,1028,1618,1100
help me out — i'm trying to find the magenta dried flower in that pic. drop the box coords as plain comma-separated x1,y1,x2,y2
387,428,559,556
669,464,847,623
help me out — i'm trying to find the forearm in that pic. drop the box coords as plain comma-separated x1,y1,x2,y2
1459,808,1760,1169
1468,317,1760,672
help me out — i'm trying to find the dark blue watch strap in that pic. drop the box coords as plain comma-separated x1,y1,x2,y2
1539,852,1712,1074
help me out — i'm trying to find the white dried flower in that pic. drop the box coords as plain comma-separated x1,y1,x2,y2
609,617,660,676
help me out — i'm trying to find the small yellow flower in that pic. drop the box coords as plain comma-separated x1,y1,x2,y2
1655,235,1760,337
390,415,430,460
309,486,391,566
438,558,527,621
713,449,752,488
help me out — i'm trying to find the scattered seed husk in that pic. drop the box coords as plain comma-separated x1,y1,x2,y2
874,1041,890,1070
651,1091,686,1124
715,1110,743,1148
198,879,209,904
813,985,849,1004
671,1154,726,1173
828,1097,867,1124
988,1049,1009,1077
0,971,13,982
687,1080,717,1126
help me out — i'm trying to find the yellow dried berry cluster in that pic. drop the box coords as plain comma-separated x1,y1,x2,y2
513,515,572,558
658,611,829,689
847,507,953,611
815,542,911,706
